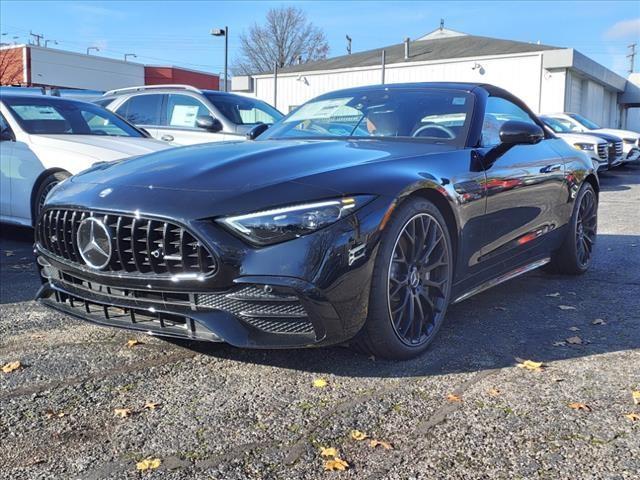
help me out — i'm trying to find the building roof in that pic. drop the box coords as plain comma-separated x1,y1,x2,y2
256,34,559,76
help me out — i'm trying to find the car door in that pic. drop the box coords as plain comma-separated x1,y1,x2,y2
0,112,14,217
114,93,164,139
158,94,228,145
477,96,566,269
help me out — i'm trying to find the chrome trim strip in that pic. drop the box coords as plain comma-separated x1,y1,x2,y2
453,257,550,304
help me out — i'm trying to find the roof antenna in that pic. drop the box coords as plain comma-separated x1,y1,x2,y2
440,18,444,31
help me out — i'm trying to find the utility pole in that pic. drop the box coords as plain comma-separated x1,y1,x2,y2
211,27,228,92
29,31,44,46
381,49,386,84
273,60,278,109
346,35,352,55
628,43,637,75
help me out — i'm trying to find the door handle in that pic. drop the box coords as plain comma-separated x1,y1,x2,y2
540,164,562,174
161,135,174,142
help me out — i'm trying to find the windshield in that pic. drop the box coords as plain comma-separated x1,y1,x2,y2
204,94,283,126
3,96,144,137
541,116,574,133
568,113,600,130
260,88,473,145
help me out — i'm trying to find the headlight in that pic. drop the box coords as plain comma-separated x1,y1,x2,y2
573,143,594,151
622,138,636,144
218,195,375,246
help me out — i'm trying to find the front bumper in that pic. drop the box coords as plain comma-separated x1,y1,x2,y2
35,198,389,348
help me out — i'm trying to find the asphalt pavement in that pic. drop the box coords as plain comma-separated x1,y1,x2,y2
1,164,639,479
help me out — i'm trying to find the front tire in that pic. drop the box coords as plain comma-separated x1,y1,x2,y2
355,197,453,360
33,171,70,223
549,183,597,275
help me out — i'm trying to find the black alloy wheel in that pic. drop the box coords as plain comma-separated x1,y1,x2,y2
575,187,597,268
355,197,453,360
33,171,70,223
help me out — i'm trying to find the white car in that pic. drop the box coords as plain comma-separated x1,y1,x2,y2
540,116,622,170
546,113,639,162
0,94,172,227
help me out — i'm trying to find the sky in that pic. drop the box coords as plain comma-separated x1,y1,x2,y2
1,0,639,77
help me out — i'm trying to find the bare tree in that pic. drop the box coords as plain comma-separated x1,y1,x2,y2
233,6,329,75
0,47,25,85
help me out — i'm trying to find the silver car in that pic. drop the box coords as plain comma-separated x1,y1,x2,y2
95,85,283,146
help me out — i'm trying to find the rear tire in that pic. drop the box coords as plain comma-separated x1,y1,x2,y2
33,171,70,223
549,183,597,275
354,197,453,360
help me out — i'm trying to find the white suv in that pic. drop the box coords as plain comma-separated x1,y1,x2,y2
0,94,171,226
96,85,283,146
546,113,639,163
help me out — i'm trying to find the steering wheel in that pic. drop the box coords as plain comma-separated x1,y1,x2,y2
412,124,456,139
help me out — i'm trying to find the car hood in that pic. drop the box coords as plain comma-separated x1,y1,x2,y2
592,128,639,140
555,132,604,145
70,139,453,192
30,134,171,160
51,139,455,219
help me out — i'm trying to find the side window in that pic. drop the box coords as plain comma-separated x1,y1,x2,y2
166,94,211,129
115,94,163,126
482,97,538,147
0,113,14,141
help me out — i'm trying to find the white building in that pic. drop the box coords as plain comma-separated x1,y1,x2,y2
233,27,639,129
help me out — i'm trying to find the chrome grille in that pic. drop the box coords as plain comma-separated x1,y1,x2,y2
37,208,217,277
597,143,607,160
614,141,623,157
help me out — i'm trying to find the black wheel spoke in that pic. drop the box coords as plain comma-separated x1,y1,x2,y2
387,213,450,346
574,190,597,268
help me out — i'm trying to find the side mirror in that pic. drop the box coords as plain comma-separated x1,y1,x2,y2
246,123,269,140
195,115,223,133
499,120,544,145
0,128,15,142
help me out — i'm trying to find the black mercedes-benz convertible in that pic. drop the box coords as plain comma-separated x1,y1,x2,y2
35,83,598,359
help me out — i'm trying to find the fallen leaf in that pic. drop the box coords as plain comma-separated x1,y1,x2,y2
624,413,640,421
633,391,640,405
553,341,566,347
558,305,576,311
320,447,338,458
493,306,507,311
45,410,66,419
114,408,132,418
312,378,328,388
546,292,560,297
126,339,142,348
350,430,368,441
369,439,393,450
488,388,501,396
568,402,592,412
446,393,462,403
566,336,583,345
516,360,544,371
143,402,160,410
1,361,21,373
324,458,349,471
568,326,581,332
136,458,161,471
591,318,606,325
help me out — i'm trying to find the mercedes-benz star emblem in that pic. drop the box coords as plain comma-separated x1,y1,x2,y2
77,217,112,269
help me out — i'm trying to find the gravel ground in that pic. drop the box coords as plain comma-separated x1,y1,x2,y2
1,164,639,480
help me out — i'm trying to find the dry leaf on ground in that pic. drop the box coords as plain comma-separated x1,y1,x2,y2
126,339,142,348
114,408,132,418
45,410,65,419
553,341,566,347
369,439,393,450
591,318,606,325
558,305,576,310
568,402,592,412
312,378,328,388
488,388,501,396
320,447,338,458
624,413,640,421
350,430,368,441
446,393,462,402
516,360,544,371
632,391,640,405
324,458,349,471
143,402,160,410
136,458,161,471
1,361,21,373
566,336,583,345
546,292,560,297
